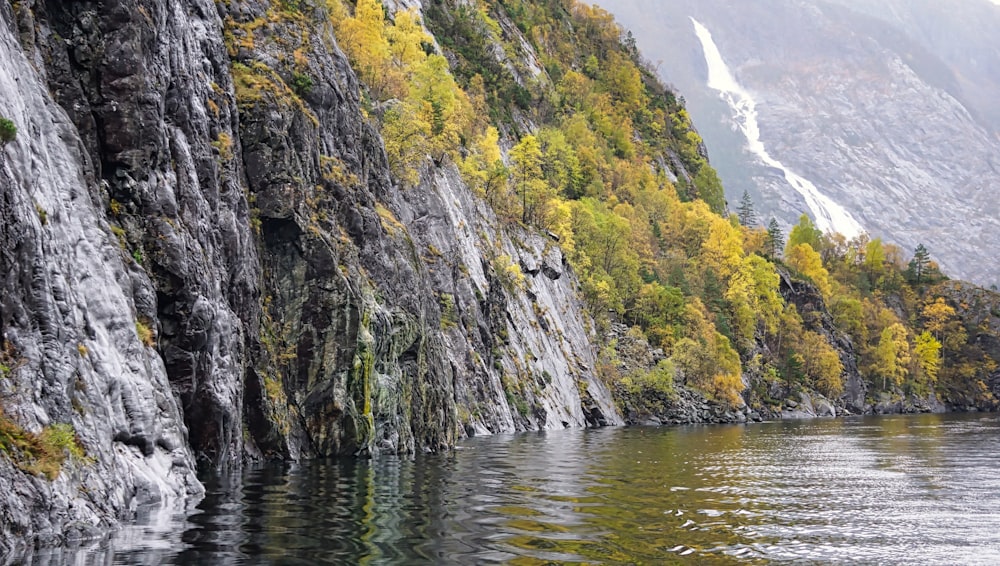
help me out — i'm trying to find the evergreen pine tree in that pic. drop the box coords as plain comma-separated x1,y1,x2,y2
737,190,757,227
909,243,931,284
765,218,784,258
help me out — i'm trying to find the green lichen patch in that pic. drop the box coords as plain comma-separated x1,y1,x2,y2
231,61,318,125
347,308,376,454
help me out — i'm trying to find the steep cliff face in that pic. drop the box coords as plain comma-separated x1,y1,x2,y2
0,0,623,549
0,0,202,545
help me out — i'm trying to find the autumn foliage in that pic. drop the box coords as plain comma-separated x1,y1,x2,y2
328,0,997,410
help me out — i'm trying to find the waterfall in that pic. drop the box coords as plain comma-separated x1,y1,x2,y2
690,17,863,238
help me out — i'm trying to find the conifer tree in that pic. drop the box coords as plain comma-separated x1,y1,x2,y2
737,190,757,227
765,218,784,258
908,243,931,284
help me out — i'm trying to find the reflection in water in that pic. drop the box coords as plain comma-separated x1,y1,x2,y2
19,414,1000,564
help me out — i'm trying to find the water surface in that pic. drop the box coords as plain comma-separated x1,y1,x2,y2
32,414,1000,563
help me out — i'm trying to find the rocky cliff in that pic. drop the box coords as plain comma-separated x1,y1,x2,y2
0,0,624,550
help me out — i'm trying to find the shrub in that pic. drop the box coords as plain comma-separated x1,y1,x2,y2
0,414,85,480
136,320,155,347
0,117,16,146
622,359,676,397
493,254,525,293
291,72,313,96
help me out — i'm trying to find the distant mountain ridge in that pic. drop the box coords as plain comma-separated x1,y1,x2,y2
599,0,1000,285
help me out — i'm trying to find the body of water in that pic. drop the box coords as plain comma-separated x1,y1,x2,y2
24,414,1000,564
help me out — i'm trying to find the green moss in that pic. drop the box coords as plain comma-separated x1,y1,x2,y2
231,61,318,126
348,308,376,453
439,293,458,329
0,415,86,480
34,203,48,225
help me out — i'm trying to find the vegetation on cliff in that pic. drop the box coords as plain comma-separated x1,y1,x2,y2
327,0,1000,413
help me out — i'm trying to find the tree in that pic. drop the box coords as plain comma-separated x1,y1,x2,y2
921,297,966,352
537,128,583,197
785,243,832,298
385,9,430,68
336,0,403,100
692,165,727,215
872,323,911,389
571,198,642,313
831,296,866,344
635,282,685,346
765,218,784,258
736,190,757,227
724,255,782,346
409,54,470,158
509,135,551,226
786,213,822,254
914,331,942,385
0,117,15,147
921,297,956,341
908,243,931,284
700,215,744,280
459,126,506,199
381,101,431,186
863,238,886,283
798,330,844,397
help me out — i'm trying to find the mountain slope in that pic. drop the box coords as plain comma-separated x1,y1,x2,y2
599,0,1000,285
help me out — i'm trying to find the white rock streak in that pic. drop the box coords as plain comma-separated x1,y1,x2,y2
690,18,864,237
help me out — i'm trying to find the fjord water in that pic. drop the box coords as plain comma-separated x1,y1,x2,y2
49,414,1000,564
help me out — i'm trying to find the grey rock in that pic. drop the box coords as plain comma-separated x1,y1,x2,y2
0,0,625,549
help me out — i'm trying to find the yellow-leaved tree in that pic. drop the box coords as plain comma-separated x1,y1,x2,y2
872,323,911,390
724,254,783,348
459,126,506,200
336,0,404,100
409,54,471,159
509,135,554,226
922,297,965,351
913,331,942,387
381,101,431,186
786,243,832,298
798,331,844,397
669,300,744,407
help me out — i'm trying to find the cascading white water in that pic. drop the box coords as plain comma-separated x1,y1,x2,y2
690,17,864,238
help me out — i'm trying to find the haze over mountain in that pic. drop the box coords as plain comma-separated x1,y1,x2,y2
599,0,1000,285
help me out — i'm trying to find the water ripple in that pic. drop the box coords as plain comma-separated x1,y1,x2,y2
14,414,1000,564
